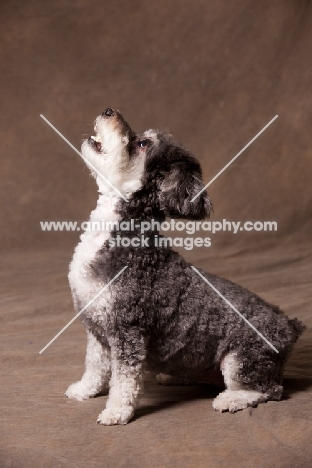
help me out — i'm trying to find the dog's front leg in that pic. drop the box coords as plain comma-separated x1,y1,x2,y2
97,329,145,426
65,330,110,400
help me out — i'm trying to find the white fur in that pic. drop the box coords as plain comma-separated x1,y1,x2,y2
66,112,147,425
213,389,268,413
212,352,268,412
65,330,110,400
82,115,146,198
68,113,146,315
68,194,118,305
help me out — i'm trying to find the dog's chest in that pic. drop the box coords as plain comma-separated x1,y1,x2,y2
68,194,119,326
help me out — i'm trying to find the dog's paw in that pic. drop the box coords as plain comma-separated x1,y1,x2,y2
213,391,247,413
97,406,134,426
212,390,268,413
65,381,95,401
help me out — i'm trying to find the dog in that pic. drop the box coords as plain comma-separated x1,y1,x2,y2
65,108,305,425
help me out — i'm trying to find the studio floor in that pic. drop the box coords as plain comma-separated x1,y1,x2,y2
1,241,311,468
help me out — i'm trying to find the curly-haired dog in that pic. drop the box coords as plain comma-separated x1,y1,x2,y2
66,108,305,425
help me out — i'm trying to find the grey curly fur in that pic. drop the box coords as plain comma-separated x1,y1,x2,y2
66,110,305,424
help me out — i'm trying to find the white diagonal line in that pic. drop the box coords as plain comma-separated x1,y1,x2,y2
39,266,128,354
191,115,278,202
40,114,129,202
191,266,279,353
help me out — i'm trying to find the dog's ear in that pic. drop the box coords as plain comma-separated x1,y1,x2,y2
158,162,212,220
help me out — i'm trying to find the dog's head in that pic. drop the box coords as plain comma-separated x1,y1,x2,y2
81,108,145,196
128,129,212,220
83,110,211,219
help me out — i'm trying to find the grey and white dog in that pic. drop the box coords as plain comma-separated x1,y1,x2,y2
65,108,305,425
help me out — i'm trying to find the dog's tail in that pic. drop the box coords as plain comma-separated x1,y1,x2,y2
289,317,306,342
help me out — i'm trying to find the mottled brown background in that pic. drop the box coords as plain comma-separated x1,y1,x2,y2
1,1,311,467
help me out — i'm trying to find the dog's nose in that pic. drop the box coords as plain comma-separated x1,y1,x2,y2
102,108,115,117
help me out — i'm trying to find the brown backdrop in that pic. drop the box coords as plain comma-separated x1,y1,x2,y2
1,1,311,467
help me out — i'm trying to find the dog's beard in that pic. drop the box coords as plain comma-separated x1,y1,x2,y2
82,116,130,178
81,129,146,196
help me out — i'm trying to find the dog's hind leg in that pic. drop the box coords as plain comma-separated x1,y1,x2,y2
65,330,110,401
212,352,282,413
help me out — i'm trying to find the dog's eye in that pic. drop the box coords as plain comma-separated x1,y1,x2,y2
138,139,150,148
